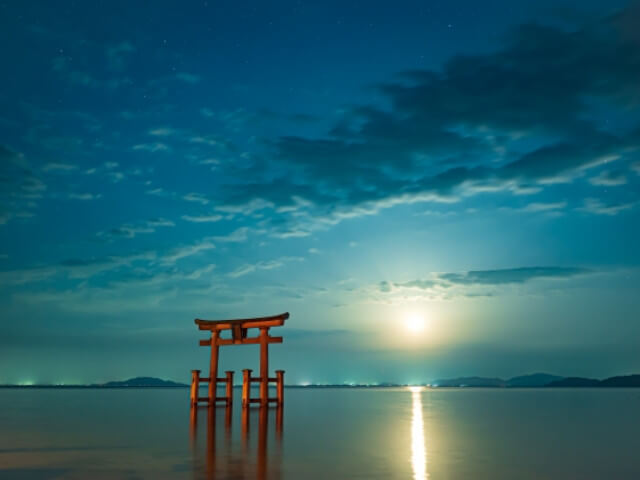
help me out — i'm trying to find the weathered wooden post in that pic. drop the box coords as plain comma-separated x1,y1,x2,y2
191,369,201,406
242,368,252,407
259,327,269,406
208,330,219,406
225,370,234,406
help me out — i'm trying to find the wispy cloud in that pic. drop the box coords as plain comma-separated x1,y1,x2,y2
519,201,567,213
148,127,175,137
0,266,58,286
106,41,135,71
589,170,627,187
212,227,250,243
42,163,77,172
374,266,594,302
438,267,591,285
98,218,175,240
176,72,200,84
132,143,170,152
68,193,102,201
579,198,636,216
228,256,304,278
181,214,223,223
161,238,216,265
183,193,209,205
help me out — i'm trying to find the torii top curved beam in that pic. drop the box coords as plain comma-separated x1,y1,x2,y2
195,312,289,331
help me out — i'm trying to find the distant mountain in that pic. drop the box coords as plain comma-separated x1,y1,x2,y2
432,373,640,388
100,377,187,387
432,376,505,387
548,374,640,388
600,374,640,387
547,377,601,387
507,373,564,387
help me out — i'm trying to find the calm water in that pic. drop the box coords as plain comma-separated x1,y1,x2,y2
1,388,639,479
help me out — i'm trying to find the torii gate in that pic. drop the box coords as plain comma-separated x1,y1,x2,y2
190,312,288,408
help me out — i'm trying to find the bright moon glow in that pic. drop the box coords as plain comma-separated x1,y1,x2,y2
405,313,426,333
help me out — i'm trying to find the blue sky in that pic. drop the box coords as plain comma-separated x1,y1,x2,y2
1,0,639,384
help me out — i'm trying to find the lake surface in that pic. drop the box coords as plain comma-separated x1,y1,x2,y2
1,388,639,479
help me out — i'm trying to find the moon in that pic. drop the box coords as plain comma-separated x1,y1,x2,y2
405,312,426,333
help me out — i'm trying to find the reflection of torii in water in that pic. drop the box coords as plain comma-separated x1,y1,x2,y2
190,400,283,479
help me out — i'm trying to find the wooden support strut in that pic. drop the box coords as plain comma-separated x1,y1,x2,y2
242,369,252,407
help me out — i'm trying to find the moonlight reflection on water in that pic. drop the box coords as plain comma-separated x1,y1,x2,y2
410,386,427,480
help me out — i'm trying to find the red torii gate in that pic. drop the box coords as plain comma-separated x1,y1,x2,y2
190,312,288,408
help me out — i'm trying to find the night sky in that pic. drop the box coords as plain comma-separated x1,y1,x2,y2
1,1,639,385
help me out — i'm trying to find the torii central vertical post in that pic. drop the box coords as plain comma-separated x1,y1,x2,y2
259,327,268,406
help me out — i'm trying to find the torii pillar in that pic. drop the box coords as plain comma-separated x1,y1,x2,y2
191,312,288,407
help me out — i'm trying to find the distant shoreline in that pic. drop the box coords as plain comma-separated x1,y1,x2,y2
3,373,638,389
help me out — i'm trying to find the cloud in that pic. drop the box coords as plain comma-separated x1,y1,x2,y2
107,263,217,289
68,193,102,201
145,188,165,196
176,73,200,84
146,218,175,227
181,214,223,223
106,41,135,71
98,218,175,240
0,251,157,286
438,267,590,286
148,127,176,137
0,145,33,191
132,143,170,152
0,266,58,286
390,279,440,290
0,145,44,223
59,252,156,279
589,170,628,186
578,198,636,216
42,163,77,172
200,7,640,231
519,201,567,213
183,192,209,205
212,227,250,243
161,239,216,264
228,256,304,278
375,266,593,301
52,56,132,89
